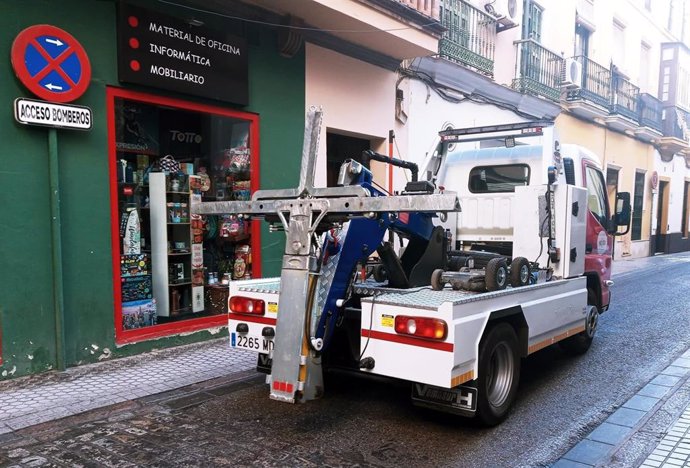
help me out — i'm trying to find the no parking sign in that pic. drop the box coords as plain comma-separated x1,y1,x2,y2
11,24,91,103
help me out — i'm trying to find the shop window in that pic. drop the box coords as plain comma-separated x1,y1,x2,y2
108,88,260,344
631,171,645,241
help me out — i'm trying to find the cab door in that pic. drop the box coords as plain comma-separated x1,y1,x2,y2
583,164,612,310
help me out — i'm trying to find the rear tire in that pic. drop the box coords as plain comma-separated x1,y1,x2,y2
560,304,598,355
485,258,508,291
509,257,530,287
475,323,520,426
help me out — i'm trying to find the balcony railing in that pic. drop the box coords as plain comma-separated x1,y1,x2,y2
566,55,611,108
512,39,563,102
638,93,663,131
662,105,690,141
566,56,648,125
397,0,441,19
439,0,496,76
611,73,640,121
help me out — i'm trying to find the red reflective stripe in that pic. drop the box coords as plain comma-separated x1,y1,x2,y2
228,313,276,326
361,329,453,352
272,380,294,393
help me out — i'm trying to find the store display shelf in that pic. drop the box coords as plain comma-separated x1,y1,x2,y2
166,191,189,195
167,222,190,225
169,281,192,286
168,252,191,256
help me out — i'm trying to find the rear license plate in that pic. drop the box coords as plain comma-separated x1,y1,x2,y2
231,332,274,354
411,383,477,412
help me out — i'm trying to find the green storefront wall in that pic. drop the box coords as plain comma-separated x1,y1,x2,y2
0,0,305,378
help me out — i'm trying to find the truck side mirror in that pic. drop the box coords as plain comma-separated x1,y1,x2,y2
611,192,631,235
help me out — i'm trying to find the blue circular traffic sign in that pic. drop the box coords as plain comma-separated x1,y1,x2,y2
11,24,91,103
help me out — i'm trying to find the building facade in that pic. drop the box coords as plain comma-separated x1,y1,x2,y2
435,0,690,258
4,0,689,378
0,0,440,378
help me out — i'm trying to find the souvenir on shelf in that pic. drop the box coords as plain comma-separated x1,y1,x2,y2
232,244,252,280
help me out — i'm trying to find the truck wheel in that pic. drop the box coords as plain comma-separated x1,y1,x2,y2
509,257,530,287
475,323,520,426
560,305,598,355
485,258,508,291
431,269,445,291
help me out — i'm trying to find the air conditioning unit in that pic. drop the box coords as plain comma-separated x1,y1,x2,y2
484,0,518,28
561,58,583,89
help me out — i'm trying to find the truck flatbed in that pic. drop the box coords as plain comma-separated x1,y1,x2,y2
230,276,588,390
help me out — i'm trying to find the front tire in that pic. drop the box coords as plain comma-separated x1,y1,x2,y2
475,323,521,426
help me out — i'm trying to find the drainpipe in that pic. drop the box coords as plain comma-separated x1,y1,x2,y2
48,129,66,371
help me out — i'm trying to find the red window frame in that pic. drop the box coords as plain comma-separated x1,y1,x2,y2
106,87,261,344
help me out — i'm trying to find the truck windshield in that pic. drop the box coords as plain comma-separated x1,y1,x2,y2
468,164,530,193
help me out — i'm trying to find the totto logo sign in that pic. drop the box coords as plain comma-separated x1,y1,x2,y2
169,130,202,144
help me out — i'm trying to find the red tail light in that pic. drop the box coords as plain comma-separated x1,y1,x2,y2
229,296,265,315
394,315,447,341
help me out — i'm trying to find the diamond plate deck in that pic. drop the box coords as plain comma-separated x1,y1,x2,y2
237,279,281,294
359,279,578,310
236,278,581,311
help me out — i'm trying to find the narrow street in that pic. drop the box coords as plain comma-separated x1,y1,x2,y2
1,253,690,468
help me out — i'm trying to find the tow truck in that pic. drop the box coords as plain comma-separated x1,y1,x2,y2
193,109,631,425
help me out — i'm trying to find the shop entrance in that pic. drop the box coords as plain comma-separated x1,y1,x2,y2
108,88,260,344
655,180,669,254
326,132,370,187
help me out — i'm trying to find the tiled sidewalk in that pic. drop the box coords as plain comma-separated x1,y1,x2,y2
640,406,690,467
0,338,254,435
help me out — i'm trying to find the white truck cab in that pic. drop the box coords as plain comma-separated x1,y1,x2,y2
427,122,629,313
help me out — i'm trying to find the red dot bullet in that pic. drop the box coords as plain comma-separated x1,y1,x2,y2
130,60,140,71
128,16,138,27
129,37,139,49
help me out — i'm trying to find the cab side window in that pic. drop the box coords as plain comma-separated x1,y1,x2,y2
585,166,609,227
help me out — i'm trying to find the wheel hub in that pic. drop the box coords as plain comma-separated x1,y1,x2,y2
487,342,514,408
519,265,529,284
585,305,598,338
496,268,507,288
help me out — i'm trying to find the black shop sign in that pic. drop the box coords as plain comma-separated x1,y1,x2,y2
117,3,248,105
